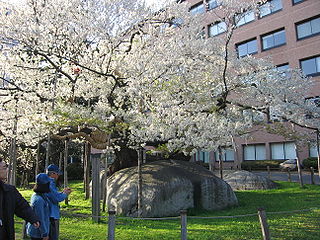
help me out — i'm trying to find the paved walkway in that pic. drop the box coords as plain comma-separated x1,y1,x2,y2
252,170,320,185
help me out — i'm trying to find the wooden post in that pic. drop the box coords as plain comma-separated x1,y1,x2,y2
258,208,270,240
64,139,69,205
102,152,108,212
287,169,291,182
137,147,143,217
267,166,271,179
92,156,101,223
107,210,116,240
180,210,187,240
310,167,315,185
84,142,91,199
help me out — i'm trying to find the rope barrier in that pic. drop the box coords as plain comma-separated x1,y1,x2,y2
58,207,319,221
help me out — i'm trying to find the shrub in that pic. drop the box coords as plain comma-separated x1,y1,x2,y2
241,160,282,171
66,162,84,180
303,157,318,170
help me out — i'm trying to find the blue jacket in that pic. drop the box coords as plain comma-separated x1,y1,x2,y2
26,193,50,238
45,178,67,219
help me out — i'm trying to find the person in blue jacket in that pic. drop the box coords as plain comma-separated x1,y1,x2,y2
27,173,51,240
46,164,71,240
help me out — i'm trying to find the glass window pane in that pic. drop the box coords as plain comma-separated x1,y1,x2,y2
271,143,284,160
247,40,257,54
309,144,318,158
284,142,297,159
209,25,218,36
244,145,255,160
225,149,235,161
208,0,218,10
311,18,320,35
263,35,274,49
237,44,247,57
245,11,255,22
297,22,312,39
256,145,266,160
260,4,271,17
316,57,320,73
272,0,282,12
301,58,317,75
218,22,227,34
274,30,286,46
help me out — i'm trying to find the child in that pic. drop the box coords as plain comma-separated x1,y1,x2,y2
27,173,51,240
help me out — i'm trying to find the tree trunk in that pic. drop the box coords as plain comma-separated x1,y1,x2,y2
218,147,223,179
294,144,303,188
137,147,143,217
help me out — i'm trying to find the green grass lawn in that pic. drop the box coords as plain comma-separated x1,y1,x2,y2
16,181,320,240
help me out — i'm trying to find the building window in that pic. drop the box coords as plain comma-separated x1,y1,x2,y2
271,142,297,160
236,39,257,58
190,2,205,15
243,144,266,161
262,29,286,50
296,16,320,40
293,0,305,4
300,56,320,76
276,64,290,77
208,21,227,37
235,11,255,27
195,150,210,163
309,143,318,158
259,0,282,18
215,148,235,162
207,0,219,10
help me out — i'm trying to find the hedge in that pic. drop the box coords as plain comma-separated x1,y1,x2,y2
241,160,282,171
303,157,318,170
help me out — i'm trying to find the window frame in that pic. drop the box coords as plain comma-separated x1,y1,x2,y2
259,0,283,18
296,15,320,41
300,55,320,77
261,28,286,51
236,38,258,58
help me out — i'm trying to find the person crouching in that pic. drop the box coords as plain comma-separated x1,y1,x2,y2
27,173,51,240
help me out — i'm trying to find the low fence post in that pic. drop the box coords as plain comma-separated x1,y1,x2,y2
180,210,187,240
107,210,116,240
287,169,291,182
258,208,270,240
310,167,315,185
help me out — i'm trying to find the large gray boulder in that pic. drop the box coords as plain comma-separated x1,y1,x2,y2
224,170,278,190
107,160,238,217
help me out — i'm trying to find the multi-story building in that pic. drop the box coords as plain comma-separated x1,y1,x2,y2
189,0,320,169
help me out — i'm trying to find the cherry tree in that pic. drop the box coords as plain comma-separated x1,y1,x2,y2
0,0,317,174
